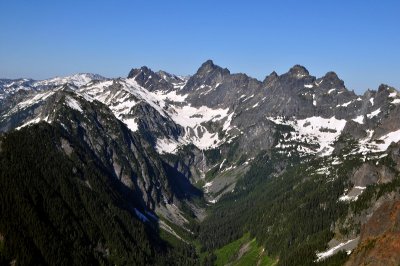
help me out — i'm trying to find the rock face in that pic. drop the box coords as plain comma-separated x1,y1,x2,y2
350,163,395,187
128,66,176,92
345,199,400,266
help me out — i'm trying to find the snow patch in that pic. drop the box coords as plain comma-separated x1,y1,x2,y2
123,118,139,132
315,79,324,86
65,97,83,112
352,115,364,124
171,105,229,128
269,116,347,156
375,129,400,151
316,238,358,261
339,186,366,201
190,127,220,150
203,181,213,193
366,108,381,119
315,166,330,175
153,90,188,103
16,116,50,130
219,159,227,169
392,98,400,104
223,112,234,131
156,138,180,154
337,101,352,107
296,116,347,156
327,88,336,94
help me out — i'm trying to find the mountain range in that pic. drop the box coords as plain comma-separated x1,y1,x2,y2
1,60,400,265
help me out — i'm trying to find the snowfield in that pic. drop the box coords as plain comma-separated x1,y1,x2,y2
268,116,347,156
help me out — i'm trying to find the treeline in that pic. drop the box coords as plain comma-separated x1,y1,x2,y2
199,150,358,265
0,123,198,265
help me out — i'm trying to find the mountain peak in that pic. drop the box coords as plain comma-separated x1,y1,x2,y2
320,71,345,88
127,66,154,79
202,59,215,67
263,71,279,84
156,70,187,85
197,60,216,73
323,71,339,81
288,65,309,77
139,66,151,72
377,84,395,93
127,66,174,91
196,60,230,76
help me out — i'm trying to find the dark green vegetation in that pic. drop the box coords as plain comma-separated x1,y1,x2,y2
0,123,198,265
198,149,363,266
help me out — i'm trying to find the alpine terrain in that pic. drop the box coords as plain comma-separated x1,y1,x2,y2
1,60,400,266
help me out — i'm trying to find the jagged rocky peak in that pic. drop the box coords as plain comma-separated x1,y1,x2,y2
157,70,171,78
311,71,346,94
321,71,343,85
263,71,279,84
127,66,173,91
156,70,185,84
377,83,396,93
288,64,310,78
373,84,398,105
180,60,231,94
195,59,230,77
378,84,389,92
127,66,154,79
362,88,376,98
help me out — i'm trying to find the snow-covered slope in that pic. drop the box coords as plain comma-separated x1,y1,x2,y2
80,77,232,153
269,116,348,156
2,63,400,160
0,73,106,100
34,73,106,87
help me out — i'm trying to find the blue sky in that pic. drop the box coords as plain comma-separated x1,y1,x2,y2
0,0,399,93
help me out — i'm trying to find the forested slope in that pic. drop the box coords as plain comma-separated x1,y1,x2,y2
0,123,198,265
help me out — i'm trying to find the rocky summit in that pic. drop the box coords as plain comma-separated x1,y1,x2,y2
1,60,400,265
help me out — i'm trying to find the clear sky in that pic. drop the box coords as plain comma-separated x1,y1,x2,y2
0,0,399,93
